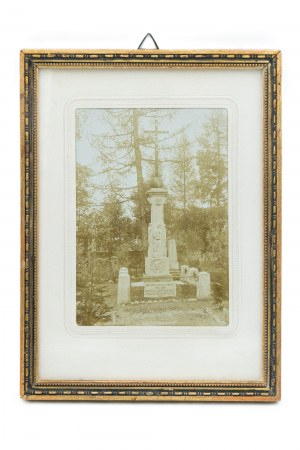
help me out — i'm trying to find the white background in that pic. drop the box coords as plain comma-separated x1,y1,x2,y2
0,0,297,449
39,71,261,381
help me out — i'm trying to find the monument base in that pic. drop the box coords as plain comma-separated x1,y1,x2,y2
130,280,197,302
170,268,181,280
143,274,173,282
145,256,170,277
144,280,176,298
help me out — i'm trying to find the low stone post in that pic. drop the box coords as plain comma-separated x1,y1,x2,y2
117,267,131,305
168,239,179,271
180,265,189,280
197,272,211,300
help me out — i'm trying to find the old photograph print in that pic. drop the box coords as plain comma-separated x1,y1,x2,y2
76,107,229,326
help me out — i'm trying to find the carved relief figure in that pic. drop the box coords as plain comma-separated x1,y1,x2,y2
153,224,162,256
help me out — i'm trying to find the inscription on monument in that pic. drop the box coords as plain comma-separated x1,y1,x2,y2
144,281,176,298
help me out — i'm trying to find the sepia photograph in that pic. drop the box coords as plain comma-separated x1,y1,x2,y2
75,107,229,326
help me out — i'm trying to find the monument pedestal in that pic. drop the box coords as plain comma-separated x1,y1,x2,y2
139,183,186,300
144,280,176,298
144,275,173,282
170,269,181,280
144,187,172,281
145,256,170,278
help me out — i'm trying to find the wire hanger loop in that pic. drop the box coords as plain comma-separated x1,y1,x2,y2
137,33,159,50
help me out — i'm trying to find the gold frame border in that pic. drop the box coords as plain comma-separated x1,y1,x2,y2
20,49,281,402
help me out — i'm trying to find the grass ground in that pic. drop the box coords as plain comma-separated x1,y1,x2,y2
96,294,229,326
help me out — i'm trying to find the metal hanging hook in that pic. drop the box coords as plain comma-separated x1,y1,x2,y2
137,33,159,50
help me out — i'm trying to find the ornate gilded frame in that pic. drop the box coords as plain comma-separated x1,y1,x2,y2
20,49,281,401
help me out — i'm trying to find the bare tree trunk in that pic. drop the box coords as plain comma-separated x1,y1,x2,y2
183,143,187,211
216,119,220,209
132,110,148,251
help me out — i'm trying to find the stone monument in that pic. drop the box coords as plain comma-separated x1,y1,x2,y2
144,179,172,281
116,125,212,306
141,174,177,299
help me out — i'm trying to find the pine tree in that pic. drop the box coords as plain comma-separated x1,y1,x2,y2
76,241,111,325
197,110,228,208
196,110,228,266
89,108,176,251
171,133,196,210
90,109,149,250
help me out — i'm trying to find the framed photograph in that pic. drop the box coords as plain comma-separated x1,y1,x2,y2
20,48,281,401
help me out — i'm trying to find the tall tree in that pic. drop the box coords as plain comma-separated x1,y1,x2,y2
95,191,134,257
196,110,228,208
76,163,95,210
76,163,97,242
171,133,197,210
196,110,228,266
90,108,175,251
76,241,112,326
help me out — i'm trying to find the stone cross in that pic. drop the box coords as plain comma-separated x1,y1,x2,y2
144,119,168,178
